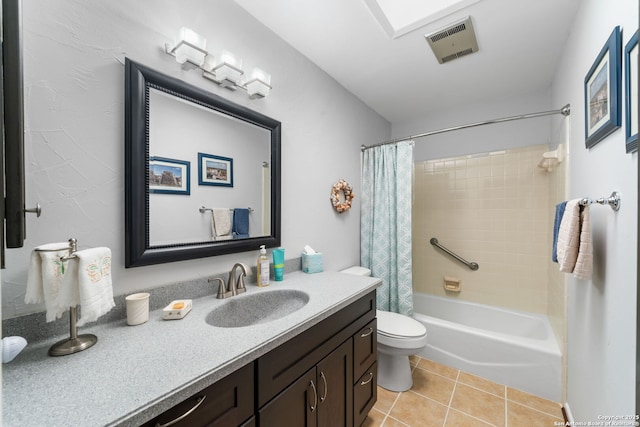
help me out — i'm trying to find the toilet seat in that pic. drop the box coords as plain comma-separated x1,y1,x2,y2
376,310,427,338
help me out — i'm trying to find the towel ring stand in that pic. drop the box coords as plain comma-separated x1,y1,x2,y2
34,238,98,356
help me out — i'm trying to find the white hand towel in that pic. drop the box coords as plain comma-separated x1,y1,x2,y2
25,243,72,322
60,247,115,326
210,209,232,241
573,205,593,280
557,200,580,274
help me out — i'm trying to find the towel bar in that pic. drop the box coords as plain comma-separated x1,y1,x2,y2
578,191,620,211
35,238,98,356
199,206,254,213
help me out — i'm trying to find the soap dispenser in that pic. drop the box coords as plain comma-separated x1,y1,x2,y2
257,245,270,287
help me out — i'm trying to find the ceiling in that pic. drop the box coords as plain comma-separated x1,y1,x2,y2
233,0,581,124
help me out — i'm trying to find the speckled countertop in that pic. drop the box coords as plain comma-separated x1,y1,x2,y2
2,271,381,427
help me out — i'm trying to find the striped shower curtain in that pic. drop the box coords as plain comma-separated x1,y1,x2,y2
360,140,413,315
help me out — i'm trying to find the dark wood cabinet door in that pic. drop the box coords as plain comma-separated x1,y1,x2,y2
317,339,354,427
259,369,318,427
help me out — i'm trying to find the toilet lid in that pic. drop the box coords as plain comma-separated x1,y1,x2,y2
376,310,426,338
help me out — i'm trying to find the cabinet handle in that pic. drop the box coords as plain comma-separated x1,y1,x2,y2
319,371,328,403
360,372,374,386
360,327,374,338
156,395,206,427
309,380,318,412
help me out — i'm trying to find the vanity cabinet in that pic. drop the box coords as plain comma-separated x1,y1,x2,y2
140,291,376,427
140,362,254,427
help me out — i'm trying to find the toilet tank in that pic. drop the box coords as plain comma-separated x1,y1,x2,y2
340,266,371,277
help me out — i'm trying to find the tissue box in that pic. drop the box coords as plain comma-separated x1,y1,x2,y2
302,253,323,274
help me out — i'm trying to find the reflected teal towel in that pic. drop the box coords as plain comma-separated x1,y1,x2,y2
552,201,567,262
233,208,250,239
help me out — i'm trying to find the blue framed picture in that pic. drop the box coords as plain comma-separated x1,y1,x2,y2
198,152,233,187
584,26,622,149
149,157,190,195
624,30,638,153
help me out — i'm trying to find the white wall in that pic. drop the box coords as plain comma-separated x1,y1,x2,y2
1,0,390,318
551,0,638,420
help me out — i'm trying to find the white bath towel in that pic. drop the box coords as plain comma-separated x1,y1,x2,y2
573,205,593,280
557,200,580,274
25,242,73,322
60,247,115,326
556,200,593,279
210,208,232,241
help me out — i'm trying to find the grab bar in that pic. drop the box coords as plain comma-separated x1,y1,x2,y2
430,238,479,271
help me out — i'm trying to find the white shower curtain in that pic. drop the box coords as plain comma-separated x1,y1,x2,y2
360,140,413,315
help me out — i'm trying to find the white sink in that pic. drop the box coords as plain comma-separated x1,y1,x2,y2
205,289,310,328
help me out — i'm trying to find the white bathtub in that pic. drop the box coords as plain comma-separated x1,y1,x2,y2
412,292,562,402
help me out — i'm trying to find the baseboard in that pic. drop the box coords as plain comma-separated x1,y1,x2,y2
563,402,574,425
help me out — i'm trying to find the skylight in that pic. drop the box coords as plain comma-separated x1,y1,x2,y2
364,0,482,39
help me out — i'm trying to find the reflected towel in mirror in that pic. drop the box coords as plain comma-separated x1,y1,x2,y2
210,208,232,241
233,208,250,239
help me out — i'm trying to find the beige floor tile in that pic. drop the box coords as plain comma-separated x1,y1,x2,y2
411,367,456,405
409,355,420,367
507,401,563,427
445,408,495,426
390,391,448,427
382,416,411,427
375,386,400,414
450,383,506,427
507,387,563,417
362,408,386,427
417,358,459,379
458,371,505,397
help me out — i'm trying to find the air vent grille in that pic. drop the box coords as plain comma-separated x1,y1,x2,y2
425,16,479,64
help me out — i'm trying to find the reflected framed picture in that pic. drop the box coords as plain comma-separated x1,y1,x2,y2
149,157,190,195
584,26,622,149
198,153,233,187
625,30,638,153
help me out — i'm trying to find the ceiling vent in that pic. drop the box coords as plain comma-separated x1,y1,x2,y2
425,16,479,64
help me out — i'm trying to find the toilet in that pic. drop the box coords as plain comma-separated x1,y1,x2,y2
341,266,428,392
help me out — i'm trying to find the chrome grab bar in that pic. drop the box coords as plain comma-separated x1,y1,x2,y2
430,238,479,271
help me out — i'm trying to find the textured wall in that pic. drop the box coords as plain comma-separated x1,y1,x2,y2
2,0,390,318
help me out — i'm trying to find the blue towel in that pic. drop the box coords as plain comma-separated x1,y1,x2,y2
233,208,250,239
552,201,567,262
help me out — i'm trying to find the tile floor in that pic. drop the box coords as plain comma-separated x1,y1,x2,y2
363,356,564,427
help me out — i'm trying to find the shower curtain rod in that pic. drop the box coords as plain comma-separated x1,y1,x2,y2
361,104,571,151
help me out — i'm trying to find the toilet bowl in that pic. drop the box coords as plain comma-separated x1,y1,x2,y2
341,266,427,392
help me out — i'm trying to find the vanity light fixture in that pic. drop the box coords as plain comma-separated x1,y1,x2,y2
243,68,272,98
165,27,207,67
164,27,272,98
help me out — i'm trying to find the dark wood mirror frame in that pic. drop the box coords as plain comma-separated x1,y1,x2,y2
124,58,281,268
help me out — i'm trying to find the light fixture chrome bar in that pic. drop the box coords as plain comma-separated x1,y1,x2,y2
164,40,208,57
430,237,479,271
361,104,571,151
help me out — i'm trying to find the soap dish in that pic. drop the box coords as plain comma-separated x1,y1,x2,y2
162,300,192,320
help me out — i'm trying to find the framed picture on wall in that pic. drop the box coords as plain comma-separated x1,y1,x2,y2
584,26,622,149
149,157,191,195
198,152,234,187
624,30,638,153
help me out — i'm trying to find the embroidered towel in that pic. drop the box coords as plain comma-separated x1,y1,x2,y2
60,247,115,326
556,200,581,274
25,243,72,322
210,209,232,241
233,208,250,239
573,205,593,280
552,201,567,262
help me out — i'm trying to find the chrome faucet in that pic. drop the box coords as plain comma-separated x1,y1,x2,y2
209,277,230,299
227,263,248,296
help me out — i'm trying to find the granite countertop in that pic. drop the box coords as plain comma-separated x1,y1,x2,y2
2,271,381,427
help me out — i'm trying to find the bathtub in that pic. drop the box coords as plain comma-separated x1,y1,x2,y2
412,292,562,402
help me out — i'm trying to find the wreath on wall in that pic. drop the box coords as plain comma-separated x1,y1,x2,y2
330,179,355,214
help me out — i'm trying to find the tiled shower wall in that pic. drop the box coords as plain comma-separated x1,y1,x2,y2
413,144,554,314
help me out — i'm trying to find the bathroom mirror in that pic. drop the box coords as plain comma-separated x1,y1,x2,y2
125,58,281,268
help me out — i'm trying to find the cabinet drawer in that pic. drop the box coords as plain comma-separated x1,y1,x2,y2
258,291,375,406
353,319,376,383
142,362,254,427
354,361,377,427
